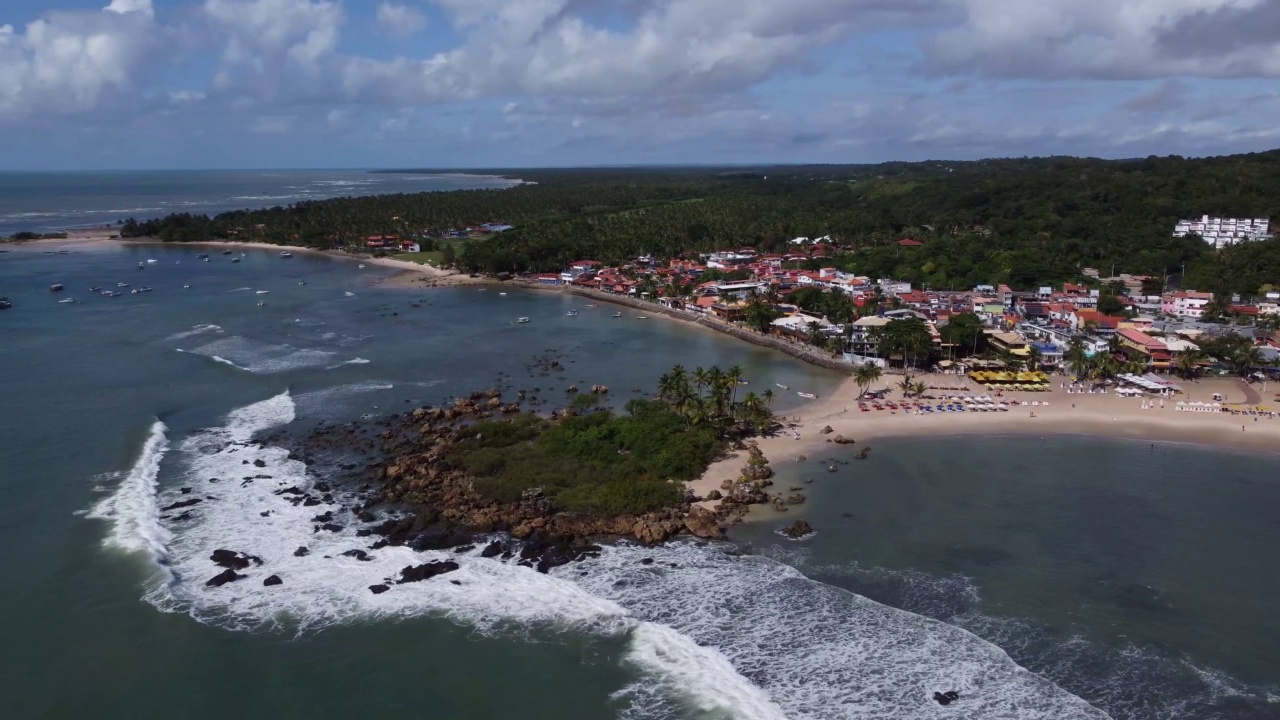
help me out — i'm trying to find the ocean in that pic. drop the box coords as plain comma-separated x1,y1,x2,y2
1,240,1275,718
0,170,520,236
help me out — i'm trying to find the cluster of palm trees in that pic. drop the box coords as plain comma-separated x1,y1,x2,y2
655,364,774,433
853,362,883,397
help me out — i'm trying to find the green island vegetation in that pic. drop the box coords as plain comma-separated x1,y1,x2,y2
3,232,69,242
119,150,1280,296
445,365,774,516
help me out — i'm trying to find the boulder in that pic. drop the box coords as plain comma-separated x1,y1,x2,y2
787,493,807,505
161,498,201,511
368,584,390,595
782,519,814,538
205,569,245,587
683,506,723,539
398,560,461,583
263,575,283,587
293,546,310,557
705,489,723,501
820,425,834,434
591,385,609,394
833,435,856,445
210,549,262,570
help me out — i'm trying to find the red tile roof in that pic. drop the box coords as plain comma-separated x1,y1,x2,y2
898,238,923,247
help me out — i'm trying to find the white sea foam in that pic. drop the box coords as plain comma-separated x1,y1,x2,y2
343,291,356,298
184,336,336,374
227,287,252,293
324,358,370,369
166,324,224,342
87,421,172,569
119,394,1109,720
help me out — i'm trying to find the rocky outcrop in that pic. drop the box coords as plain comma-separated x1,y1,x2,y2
263,575,283,587
590,384,609,394
832,435,856,445
398,560,460,583
782,519,814,538
210,549,262,570
206,569,245,587
820,425,833,434
683,506,723,538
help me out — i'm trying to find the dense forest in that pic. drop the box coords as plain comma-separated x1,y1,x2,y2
120,151,1280,295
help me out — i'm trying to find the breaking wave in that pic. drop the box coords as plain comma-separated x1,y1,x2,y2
166,324,224,342
95,394,1108,720
86,421,171,570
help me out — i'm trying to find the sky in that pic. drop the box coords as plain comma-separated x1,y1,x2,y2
3,0,1280,170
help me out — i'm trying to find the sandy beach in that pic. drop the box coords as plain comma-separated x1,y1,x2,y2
692,372,1280,505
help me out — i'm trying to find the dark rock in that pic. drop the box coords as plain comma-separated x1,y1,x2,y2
369,584,390,594
210,549,262,570
263,575,282,587
933,691,960,706
320,523,344,533
782,519,814,538
253,459,267,467
450,580,462,585
683,506,723,539
180,487,192,494
640,558,655,565
293,546,310,557
480,541,505,558
341,549,372,561
205,569,245,587
161,498,201,511
398,560,460,583
260,511,271,517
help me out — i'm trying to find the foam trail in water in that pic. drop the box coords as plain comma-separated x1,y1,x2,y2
87,421,172,568
325,358,370,369
166,324,224,342
183,337,336,374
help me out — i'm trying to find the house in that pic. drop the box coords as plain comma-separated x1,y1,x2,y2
1116,328,1170,369
849,316,891,358
399,240,420,253
714,281,766,300
1162,291,1212,319
897,238,923,247
989,331,1030,357
570,260,603,273
536,274,564,286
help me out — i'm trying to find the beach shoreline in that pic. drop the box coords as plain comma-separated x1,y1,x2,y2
692,372,1280,510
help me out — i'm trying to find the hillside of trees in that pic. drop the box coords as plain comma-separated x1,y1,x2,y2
120,150,1280,295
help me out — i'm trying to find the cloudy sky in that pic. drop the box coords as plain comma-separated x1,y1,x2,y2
3,0,1280,169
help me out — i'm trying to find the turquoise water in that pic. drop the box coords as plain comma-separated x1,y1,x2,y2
0,170,519,235
2,241,1269,718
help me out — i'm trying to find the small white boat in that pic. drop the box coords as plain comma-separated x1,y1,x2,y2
499,292,507,296
137,262,144,269
280,251,293,258
612,312,622,318
231,257,241,263
203,257,210,262
797,392,817,399
636,316,648,319
116,282,129,288
566,310,579,317
517,317,530,324
58,298,75,304
358,263,365,269
256,290,269,295
222,250,233,255
183,284,191,289
50,284,64,292
146,258,158,264
776,383,789,390
257,301,266,307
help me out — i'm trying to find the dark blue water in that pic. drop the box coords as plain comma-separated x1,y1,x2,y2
0,170,519,235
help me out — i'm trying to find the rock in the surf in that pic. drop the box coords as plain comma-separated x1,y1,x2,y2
206,569,245,587
262,575,282,587
782,519,814,538
397,560,460,583
210,549,262,570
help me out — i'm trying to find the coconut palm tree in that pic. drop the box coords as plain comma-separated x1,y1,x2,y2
898,374,916,397
807,321,826,347
692,366,710,395
1174,350,1202,379
762,388,775,408
1231,345,1264,377
1064,337,1090,379
854,362,883,397
911,380,928,398
1026,346,1043,371
726,364,746,410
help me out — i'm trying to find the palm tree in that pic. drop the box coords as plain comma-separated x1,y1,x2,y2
726,365,746,410
825,336,844,357
854,362,883,397
807,321,826,347
1026,346,1043,371
762,388,775,408
1065,337,1089,379
1231,345,1264,377
692,366,710,396
897,373,916,397
656,372,676,400
1174,350,1202,379
911,380,928,398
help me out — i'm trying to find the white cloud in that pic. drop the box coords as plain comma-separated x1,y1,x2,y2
927,0,1280,79
376,2,427,37
0,2,165,120
204,0,342,75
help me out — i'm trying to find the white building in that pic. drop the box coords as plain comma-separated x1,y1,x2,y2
1173,215,1271,249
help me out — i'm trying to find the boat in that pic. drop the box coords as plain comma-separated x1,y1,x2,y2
50,284,64,292
0,297,11,310
280,251,293,258
59,298,75,304
183,284,191,289
358,263,365,269
222,250,233,255
566,310,579,316
797,392,817,399
137,262,144,269
203,257,210,262
499,292,507,296
196,253,210,259
776,383,789,390
257,301,266,307
146,259,158,264
585,303,598,308
105,291,121,298
636,316,648,319
516,317,530,324
612,312,622,318
256,290,269,295
116,282,129,288
89,287,101,293
298,281,307,286
231,257,241,263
